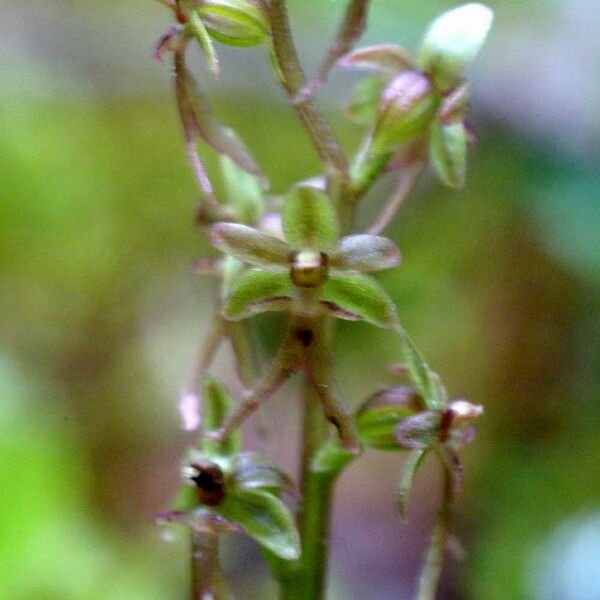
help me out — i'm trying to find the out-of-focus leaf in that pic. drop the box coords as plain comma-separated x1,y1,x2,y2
220,155,265,224
311,439,356,475
282,186,339,250
322,272,397,328
338,44,415,74
417,3,494,91
397,449,427,518
219,489,301,560
231,452,294,492
210,223,290,269
201,375,241,459
346,76,389,126
330,234,401,272
429,119,467,189
225,268,292,319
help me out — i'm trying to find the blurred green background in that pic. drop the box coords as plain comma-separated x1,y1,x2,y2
2,0,600,598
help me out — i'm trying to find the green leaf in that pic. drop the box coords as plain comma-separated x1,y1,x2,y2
197,0,270,47
395,327,444,410
356,387,423,450
225,268,292,320
219,489,301,560
338,44,415,74
311,439,356,476
429,119,467,189
417,3,494,92
322,272,397,328
283,186,340,251
201,375,241,459
188,9,220,76
231,452,294,493
210,223,290,269
330,234,401,273
397,449,427,518
371,71,437,154
346,76,389,126
220,155,265,224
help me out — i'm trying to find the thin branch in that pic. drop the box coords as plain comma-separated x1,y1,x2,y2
190,531,229,600
366,162,425,235
296,0,372,102
173,50,220,209
209,359,293,442
184,320,224,396
269,0,348,179
416,459,453,600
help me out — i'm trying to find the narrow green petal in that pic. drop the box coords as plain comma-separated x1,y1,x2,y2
211,223,290,269
322,272,397,328
283,186,340,250
330,234,401,272
225,268,292,320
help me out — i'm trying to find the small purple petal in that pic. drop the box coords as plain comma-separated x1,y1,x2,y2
179,392,201,432
153,27,179,62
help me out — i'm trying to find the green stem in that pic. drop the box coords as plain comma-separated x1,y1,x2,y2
280,382,334,600
269,0,348,179
190,531,230,600
416,461,453,600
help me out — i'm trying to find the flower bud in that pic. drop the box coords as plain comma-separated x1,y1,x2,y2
196,0,270,47
371,70,437,154
291,250,328,288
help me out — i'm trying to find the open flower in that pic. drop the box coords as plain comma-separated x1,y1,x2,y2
158,375,300,561
210,184,402,328
340,3,494,188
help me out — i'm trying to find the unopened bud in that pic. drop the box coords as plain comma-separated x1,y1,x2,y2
196,0,270,47
291,250,328,288
371,70,437,154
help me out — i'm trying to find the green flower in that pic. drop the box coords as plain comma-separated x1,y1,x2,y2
210,184,402,328
158,375,300,561
341,3,494,189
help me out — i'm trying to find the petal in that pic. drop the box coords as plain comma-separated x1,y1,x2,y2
330,234,401,272
211,222,291,269
282,185,340,251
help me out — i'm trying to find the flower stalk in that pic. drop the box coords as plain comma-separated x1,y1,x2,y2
154,2,494,598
